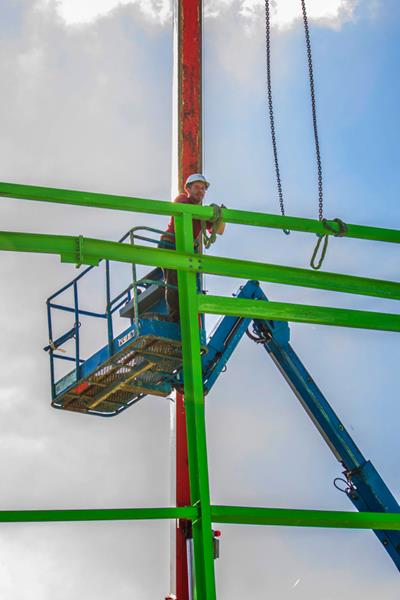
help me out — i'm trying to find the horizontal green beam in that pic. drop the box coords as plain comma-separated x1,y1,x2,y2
0,181,205,219
0,181,399,244
1,504,398,530
194,253,400,301
198,295,400,332
211,506,400,530
0,232,399,303
0,506,197,523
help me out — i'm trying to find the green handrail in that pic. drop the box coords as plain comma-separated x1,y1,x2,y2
0,180,399,243
0,232,399,303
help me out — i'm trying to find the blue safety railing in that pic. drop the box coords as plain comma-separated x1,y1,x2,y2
44,226,175,399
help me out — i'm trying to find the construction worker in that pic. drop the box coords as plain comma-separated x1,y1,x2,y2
159,174,225,322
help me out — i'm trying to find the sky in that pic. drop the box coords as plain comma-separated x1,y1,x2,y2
0,0,398,598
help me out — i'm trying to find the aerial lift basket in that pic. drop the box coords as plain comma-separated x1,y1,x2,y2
45,227,188,417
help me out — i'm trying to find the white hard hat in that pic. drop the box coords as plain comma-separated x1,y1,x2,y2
185,173,210,189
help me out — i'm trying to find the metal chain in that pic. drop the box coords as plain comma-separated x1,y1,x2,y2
301,0,324,221
265,0,289,233
265,1,325,230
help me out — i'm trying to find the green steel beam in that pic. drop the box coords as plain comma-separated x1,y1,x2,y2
221,210,400,244
174,214,216,599
0,232,399,303
0,505,398,531
192,253,400,301
211,506,400,530
0,506,197,523
198,295,400,332
0,180,399,244
1,505,398,531
1,230,399,332
0,181,203,219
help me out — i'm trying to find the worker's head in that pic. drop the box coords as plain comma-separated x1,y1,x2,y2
184,173,210,203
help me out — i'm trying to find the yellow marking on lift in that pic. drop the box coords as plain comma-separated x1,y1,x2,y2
87,361,156,409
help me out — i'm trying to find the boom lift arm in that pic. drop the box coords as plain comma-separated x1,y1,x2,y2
201,280,400,570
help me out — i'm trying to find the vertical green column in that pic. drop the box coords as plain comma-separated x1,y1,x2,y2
174,213,217,599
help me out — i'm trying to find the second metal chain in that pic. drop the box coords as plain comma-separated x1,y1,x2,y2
301,0,324,221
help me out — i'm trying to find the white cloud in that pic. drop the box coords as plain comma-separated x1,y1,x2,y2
0,433,47,454
239,0,359,29
40,0,171,25
205,0,360,29
42,0,361,29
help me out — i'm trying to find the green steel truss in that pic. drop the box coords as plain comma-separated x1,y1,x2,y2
0,180,399,597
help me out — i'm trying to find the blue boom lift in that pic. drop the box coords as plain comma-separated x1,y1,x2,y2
44,227,400,570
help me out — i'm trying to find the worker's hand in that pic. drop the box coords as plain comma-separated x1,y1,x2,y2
215,203,226,235
216,221,226,235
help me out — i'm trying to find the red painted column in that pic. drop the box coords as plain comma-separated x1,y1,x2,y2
175,391,191,599
177,0,203,188
175,1,202,599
